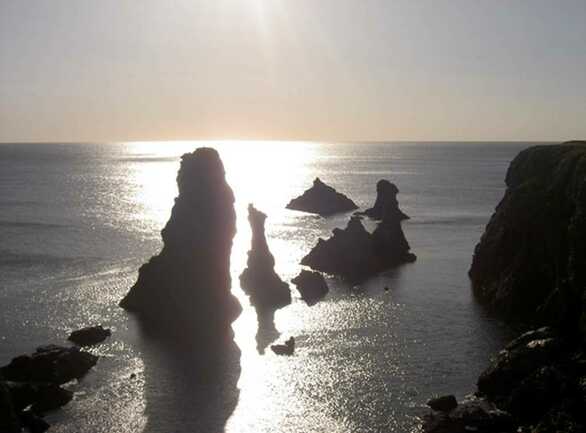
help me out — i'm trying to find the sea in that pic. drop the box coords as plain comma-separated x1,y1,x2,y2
0,141,532,433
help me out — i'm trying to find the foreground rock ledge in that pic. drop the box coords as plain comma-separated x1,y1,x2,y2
239,204,291,311
286,177,358,216
120,148,242,342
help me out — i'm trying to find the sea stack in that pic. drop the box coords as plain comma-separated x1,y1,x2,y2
119,148,241,343
286,177,358,216
301,198,415,281
239,204,291,311
469,142,586,328
361,179,409,221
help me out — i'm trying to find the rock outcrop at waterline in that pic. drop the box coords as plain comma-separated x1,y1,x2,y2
301,199,415,281
360,179,409,221
239,204,291,311
0,343,100,433
120,148,242,342
286,177,358,216
469,142,586,329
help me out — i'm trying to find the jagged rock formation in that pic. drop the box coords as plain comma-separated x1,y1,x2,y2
360,179,409,221
291,270,329,306
286,177,358,216
469,142,586,329
120,148,242,342
239,204,291,311
301,199,415,281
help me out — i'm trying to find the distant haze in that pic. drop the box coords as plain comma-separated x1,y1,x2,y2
1,0,585,143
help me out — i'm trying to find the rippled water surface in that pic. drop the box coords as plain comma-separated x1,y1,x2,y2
0,141,529,432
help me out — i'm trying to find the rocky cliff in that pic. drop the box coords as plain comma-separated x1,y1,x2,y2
120,148,241,343
424,142,586,433
469,141,586,331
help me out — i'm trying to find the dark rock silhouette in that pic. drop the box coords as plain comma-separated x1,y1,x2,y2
239,204,291,311
0,376,21,433
120,148,242,344
68,325,111,346
291,270,329,306
20,410,50,433
254,309,280,355
426,395,458,413
1,345,98,385
301,204,415,281
360,179,409,221
469,142,586,329
8,381,73,413
423,395,513,433
270,337,295,356
0,344,98,432
286,177,358,216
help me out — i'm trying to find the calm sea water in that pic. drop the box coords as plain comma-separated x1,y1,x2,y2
0,141,529,433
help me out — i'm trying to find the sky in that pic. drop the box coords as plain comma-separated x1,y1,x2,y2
1,0,586,143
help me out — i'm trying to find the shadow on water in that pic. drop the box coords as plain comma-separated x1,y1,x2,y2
136,323,241,433
254,307,280,354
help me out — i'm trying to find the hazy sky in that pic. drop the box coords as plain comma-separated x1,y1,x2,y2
1,0,585,142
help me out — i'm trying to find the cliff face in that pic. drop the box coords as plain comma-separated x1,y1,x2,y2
469,142,586,332
120,148,241,342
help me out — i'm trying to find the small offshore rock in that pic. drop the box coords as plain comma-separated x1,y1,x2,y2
68,325,111,346
427,395,458,413
286,177,358,216
291,270,328,306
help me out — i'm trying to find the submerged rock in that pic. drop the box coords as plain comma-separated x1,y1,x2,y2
469,142,586,328
68,325,111,346
1,345,98,385
239,204,291,311
360,179,409,221
291,270,329,306
120,148,242,343
286,177,358,216
301,204,415,281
